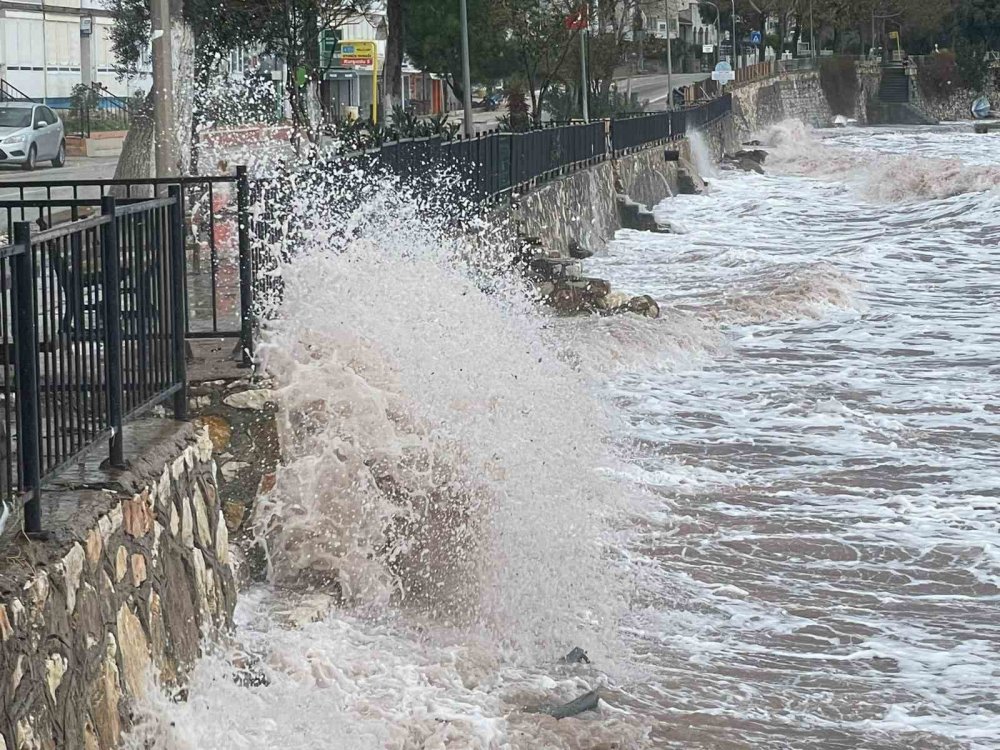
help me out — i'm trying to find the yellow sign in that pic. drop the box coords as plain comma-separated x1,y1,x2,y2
340,40,376,66
340,40,379,124
888,31,899,39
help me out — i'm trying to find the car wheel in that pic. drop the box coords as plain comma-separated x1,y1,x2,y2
21,144,36,171
51,141,66,168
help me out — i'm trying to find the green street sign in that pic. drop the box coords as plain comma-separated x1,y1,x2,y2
320,29,342,68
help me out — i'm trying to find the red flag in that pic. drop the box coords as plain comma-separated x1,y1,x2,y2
565,4,589,30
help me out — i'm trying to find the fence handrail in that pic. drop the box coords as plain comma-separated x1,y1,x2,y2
6,193,185,534
31,214,109,243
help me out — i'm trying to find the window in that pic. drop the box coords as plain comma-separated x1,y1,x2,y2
40,107,58,125
32,107,45,128
0,107,32,128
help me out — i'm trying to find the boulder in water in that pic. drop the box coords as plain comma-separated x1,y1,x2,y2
561,646,590,664
546,277,613,315
568,240,593,260
528,689,601,719
625,295,660,319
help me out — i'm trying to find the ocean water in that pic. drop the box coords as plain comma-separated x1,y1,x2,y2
126,122,1000,749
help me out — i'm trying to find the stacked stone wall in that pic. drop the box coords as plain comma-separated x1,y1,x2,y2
732,71,834,135
0,422,235,750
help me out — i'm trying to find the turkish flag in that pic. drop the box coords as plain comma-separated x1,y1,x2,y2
565,4,588,30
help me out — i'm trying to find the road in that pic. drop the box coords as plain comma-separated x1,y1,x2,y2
615,71,713,109
0,156,118,202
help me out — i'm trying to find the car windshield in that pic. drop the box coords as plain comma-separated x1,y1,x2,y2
0,108,32,128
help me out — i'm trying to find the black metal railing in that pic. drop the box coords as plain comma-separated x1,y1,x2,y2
610,112,672,154
62,84,132,138
0,79,35,103
0,176,242,342
610,95,732,154
2,192,185,533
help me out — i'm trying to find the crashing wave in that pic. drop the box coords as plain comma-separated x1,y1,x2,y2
760,119,1000,202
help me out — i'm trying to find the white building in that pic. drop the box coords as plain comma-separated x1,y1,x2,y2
0,0,151,106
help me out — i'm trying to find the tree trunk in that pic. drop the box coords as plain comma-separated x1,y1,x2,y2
170,1,195,174
114,0,193,182
383,0,405,118
758,12,767,63
791,11,802,56
111,93,154,197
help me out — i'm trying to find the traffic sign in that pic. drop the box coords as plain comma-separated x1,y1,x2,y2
750,30,762,45
712,60,735,85
340,40,376,68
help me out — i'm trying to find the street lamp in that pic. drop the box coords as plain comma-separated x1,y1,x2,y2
731,0,738,68
459,0,473,137
702,1,721,68
664,0,672,109
809,0,816,58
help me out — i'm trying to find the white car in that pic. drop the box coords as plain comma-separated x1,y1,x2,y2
0,101,66,170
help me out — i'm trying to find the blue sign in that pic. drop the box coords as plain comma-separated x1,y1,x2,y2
750,31,762,45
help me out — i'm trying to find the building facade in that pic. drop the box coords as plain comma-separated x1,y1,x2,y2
0,0,151,106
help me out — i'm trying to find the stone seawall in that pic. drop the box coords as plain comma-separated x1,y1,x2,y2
909,76,1000,122
0,421,235,750
515,124,739,257
732,71,834,135
515,160,620,257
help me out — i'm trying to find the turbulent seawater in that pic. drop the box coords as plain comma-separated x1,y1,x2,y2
127,122,999,749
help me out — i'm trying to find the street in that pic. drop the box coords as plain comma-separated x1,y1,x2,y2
615,71,713,109
0,156,118,202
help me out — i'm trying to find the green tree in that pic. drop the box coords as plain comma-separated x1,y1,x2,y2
493,0,581,125
404,0,516,101
951,0,1000,91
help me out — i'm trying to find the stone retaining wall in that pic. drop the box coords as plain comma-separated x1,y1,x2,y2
514,126,736,257
514,160,620,257
732,71,834,135
0,421,235,750
614,144,684,209
909,76,1000,123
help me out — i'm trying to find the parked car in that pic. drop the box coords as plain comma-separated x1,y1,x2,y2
480,92,505,112
0,102,66,170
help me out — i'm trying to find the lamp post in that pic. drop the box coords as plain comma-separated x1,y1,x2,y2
809,0,816,58
459,0,473,137
703,1,721,69
664,0,673,109
730,0,738,68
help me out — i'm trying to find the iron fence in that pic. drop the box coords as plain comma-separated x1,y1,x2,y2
610,95,732,154
0,176,243,342
2,192,185,534
611,112,672,154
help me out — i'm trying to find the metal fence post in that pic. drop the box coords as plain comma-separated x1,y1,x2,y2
99,196,127,469
168,186,188,419
11,221,41,534
236,165,253,367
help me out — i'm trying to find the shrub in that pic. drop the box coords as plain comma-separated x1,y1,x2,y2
501,82,531,132
916,51,965,101
819,57,859,116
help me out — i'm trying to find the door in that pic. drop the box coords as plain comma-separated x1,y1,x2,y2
39,106,62,158
32,106,58,159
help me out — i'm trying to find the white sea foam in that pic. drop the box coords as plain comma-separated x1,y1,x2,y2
128,124,1000,750
761,119,1000,202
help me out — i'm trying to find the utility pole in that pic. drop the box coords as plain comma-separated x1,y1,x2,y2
459,0,474,137
150,0,174,178
665,0,673,109
731,0,737,68
809,0,816,58
581,24,589,120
